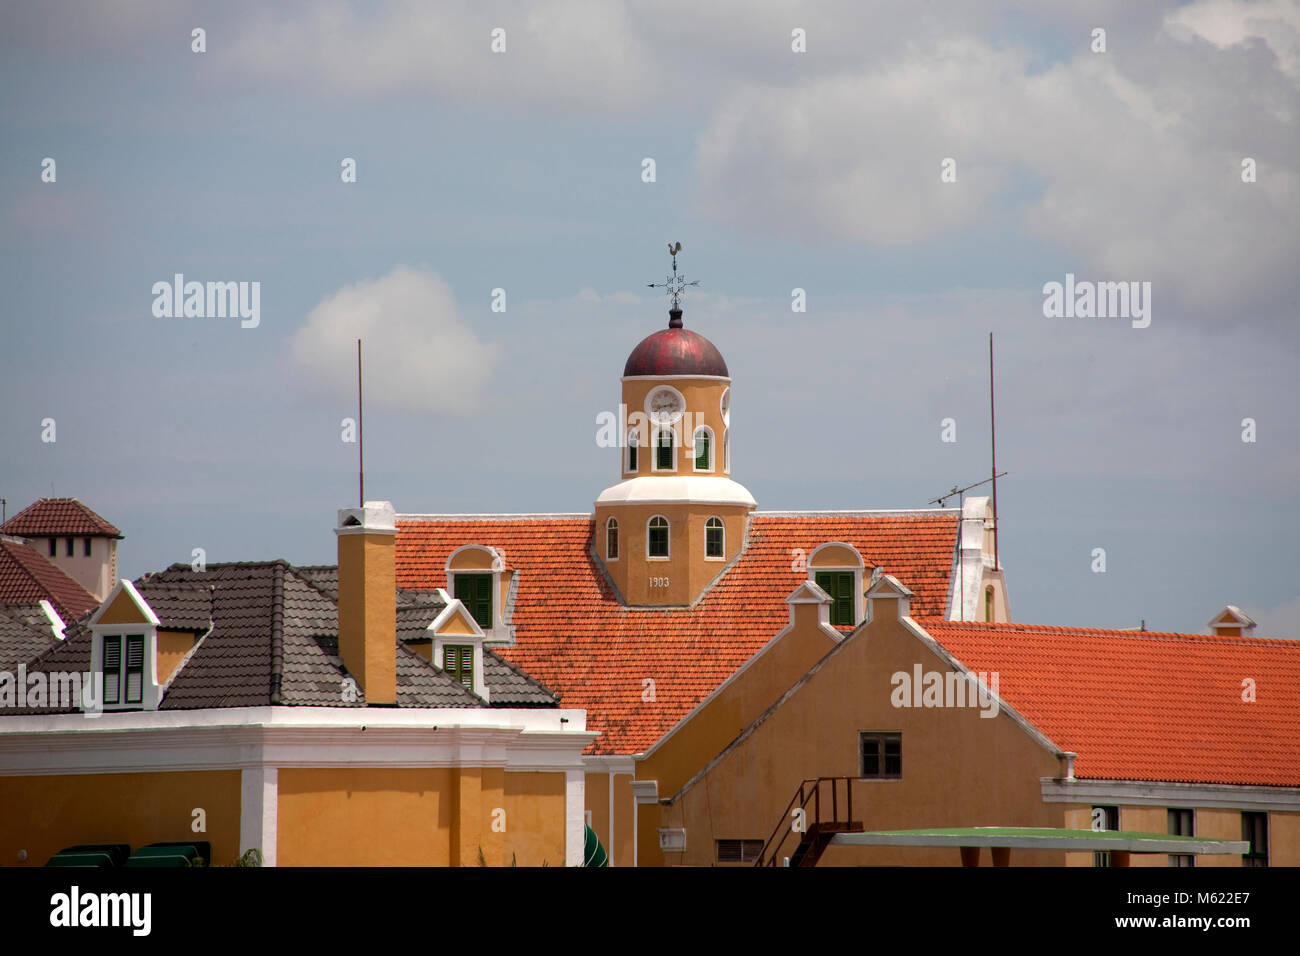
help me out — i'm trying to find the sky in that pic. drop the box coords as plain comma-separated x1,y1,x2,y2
1,0,1297,637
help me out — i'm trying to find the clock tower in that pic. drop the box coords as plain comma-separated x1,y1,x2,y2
594,247,756,606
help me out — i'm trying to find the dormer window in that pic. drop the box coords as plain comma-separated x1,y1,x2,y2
606,517,619,560
445,545,509,640
654,428,676,471
648,515,670,559
705,517,724,559
88,579,163,712
808,542,866,627
693,427,714,472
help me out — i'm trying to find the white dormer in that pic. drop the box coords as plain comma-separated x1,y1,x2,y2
1207,605,1257,637
87,579,162,712
428,588,490,702
444,545,512,642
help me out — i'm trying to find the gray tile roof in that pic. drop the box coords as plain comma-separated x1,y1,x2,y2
8,561,558,713
0,602,59,670
134,581,213,631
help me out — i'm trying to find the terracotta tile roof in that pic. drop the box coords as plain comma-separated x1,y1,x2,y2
0,498,122,538
0,538,99,621
920,619,1300,787
395,512,959,754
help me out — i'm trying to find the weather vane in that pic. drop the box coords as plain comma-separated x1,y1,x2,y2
647,241,700,310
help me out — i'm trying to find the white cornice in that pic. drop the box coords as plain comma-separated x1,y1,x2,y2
1041,777,1300,811
0,706,595,777
595,475,757,508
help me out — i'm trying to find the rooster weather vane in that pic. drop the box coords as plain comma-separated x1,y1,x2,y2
647,241,700,310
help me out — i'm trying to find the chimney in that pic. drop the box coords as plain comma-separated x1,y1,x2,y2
335,501,397,704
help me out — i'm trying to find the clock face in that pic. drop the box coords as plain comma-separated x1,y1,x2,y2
646,385,684,425
720,387,730,426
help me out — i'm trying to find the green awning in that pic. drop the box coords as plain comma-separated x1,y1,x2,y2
45,844,131,868
583,825,609,867
123,841,210,867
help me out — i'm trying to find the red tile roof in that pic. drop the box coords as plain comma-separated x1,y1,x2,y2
397,512,958,754
922,619,1300,787
0,498,122,538
0,538,100,621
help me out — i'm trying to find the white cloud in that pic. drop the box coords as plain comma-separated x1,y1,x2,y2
288,265,501,415
1249,594,1300,640
1167,0,1300,83
694,15,1300,319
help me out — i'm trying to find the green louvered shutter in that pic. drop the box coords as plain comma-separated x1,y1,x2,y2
455,574,493,628
815,571,855,626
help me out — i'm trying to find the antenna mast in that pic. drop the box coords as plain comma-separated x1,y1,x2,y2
990,332,999,571
357,339,365,508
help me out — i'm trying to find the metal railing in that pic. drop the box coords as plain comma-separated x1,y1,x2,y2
753,777,858,867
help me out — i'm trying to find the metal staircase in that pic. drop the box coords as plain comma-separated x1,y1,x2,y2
753,777,863,867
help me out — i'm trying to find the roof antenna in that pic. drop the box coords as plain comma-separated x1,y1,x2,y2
990,332,1000,573
357,339,365,508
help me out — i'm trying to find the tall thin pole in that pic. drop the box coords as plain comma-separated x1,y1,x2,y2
989,332,999,572
357,339,365,508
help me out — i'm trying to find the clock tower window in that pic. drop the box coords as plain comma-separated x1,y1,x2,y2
693,426,714,472
705,517,724,559
647,515,670,559
654,428,676,472
606,517,619,560
626,429,639,473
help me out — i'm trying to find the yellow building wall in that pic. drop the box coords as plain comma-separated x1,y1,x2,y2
651,609,1066,866
277,767,565,867
503,772,567,866
1269,811,1300,865
156,629,196,684
0,770,241,867
639,601,838,800
278,767,455,866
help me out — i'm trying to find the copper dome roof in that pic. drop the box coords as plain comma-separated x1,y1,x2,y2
623,310,729,378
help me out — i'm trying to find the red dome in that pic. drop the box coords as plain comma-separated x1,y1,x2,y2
624,311,729,377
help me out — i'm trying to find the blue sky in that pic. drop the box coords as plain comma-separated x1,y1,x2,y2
2,0,1297,636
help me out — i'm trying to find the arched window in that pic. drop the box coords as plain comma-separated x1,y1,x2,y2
693,427,713,472
647,515,669,558
985,586,994,623
606,517,619,560
705,517,724,558
626,428,639,473
654,428,675,471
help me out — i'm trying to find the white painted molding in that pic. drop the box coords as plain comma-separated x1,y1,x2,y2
565,769,585,867
595,476,757,508
1040,777,1300,811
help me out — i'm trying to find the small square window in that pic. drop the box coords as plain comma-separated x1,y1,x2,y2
860,732,901,779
